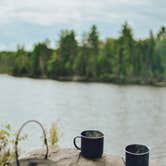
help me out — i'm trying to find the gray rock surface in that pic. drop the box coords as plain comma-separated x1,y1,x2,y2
18,147,159,166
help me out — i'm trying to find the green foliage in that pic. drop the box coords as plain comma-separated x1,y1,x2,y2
0,52,15,74
12,46,32,76
87,25,100,55
0,24,166,84
86,55,97,78
73,53,85,76
82,25,100,78
31,41,52,77
155,38,166,77
48,123,59,146
0,124,19,165
103,39,119,74
117,22,134,78
0,123,59,165
157,26,166,40
58,30,78,75
47,51,62,77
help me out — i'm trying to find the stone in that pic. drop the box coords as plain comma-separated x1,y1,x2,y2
17,147,159,166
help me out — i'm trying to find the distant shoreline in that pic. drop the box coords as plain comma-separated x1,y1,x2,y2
0,25,165,88
1,73,166,87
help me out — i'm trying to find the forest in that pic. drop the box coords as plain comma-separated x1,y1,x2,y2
0,23,166,85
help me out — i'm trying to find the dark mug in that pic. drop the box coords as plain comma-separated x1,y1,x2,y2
124,144,149,166
73,130,104,159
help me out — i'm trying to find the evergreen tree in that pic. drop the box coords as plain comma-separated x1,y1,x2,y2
47,51,62,77
85,25,100,78
87,25,100,55
155,36,166,77
133,40,144,77
58,30,78,75
157,26,166,40
31,41,52,77
0,24,166,84
117,22,134,79
103,39,119,75
12,46,31,76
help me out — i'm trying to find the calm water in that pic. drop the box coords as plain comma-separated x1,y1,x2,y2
0,75,166,165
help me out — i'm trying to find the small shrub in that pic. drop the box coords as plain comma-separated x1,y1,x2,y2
48,123,59,146
0,124,27,165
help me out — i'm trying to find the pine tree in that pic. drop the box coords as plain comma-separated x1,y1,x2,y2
117,22,134,79
58,30,78,75
88,25,100,55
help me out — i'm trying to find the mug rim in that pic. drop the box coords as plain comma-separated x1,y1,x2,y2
81,130,104,139
125,144,150,156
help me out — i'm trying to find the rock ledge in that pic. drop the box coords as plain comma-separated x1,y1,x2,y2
19,147,158,166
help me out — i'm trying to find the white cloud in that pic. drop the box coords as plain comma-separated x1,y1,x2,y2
0,0,165,50
0,0,164,26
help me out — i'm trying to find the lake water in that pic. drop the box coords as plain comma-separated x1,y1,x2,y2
0,74,166,165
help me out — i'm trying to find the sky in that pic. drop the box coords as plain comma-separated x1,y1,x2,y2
0,0,165,50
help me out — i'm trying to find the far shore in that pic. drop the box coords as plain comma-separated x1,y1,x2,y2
1,73,166,87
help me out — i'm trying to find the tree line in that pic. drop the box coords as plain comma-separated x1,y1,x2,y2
0,23,166,84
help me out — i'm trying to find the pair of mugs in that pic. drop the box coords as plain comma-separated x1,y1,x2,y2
73,130,149,166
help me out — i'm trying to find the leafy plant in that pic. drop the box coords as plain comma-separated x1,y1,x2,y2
48,122,59,146
0,124,28,165
0,124,16,165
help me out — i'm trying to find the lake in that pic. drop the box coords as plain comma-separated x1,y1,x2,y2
0,74,165,165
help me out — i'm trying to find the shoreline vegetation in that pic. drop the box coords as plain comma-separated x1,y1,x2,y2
3,73,166,87
0,23,166,86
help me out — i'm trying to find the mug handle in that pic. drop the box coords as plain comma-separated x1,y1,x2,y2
73,136,81,150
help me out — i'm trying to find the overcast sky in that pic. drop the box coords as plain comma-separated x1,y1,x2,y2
0,0,165,50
